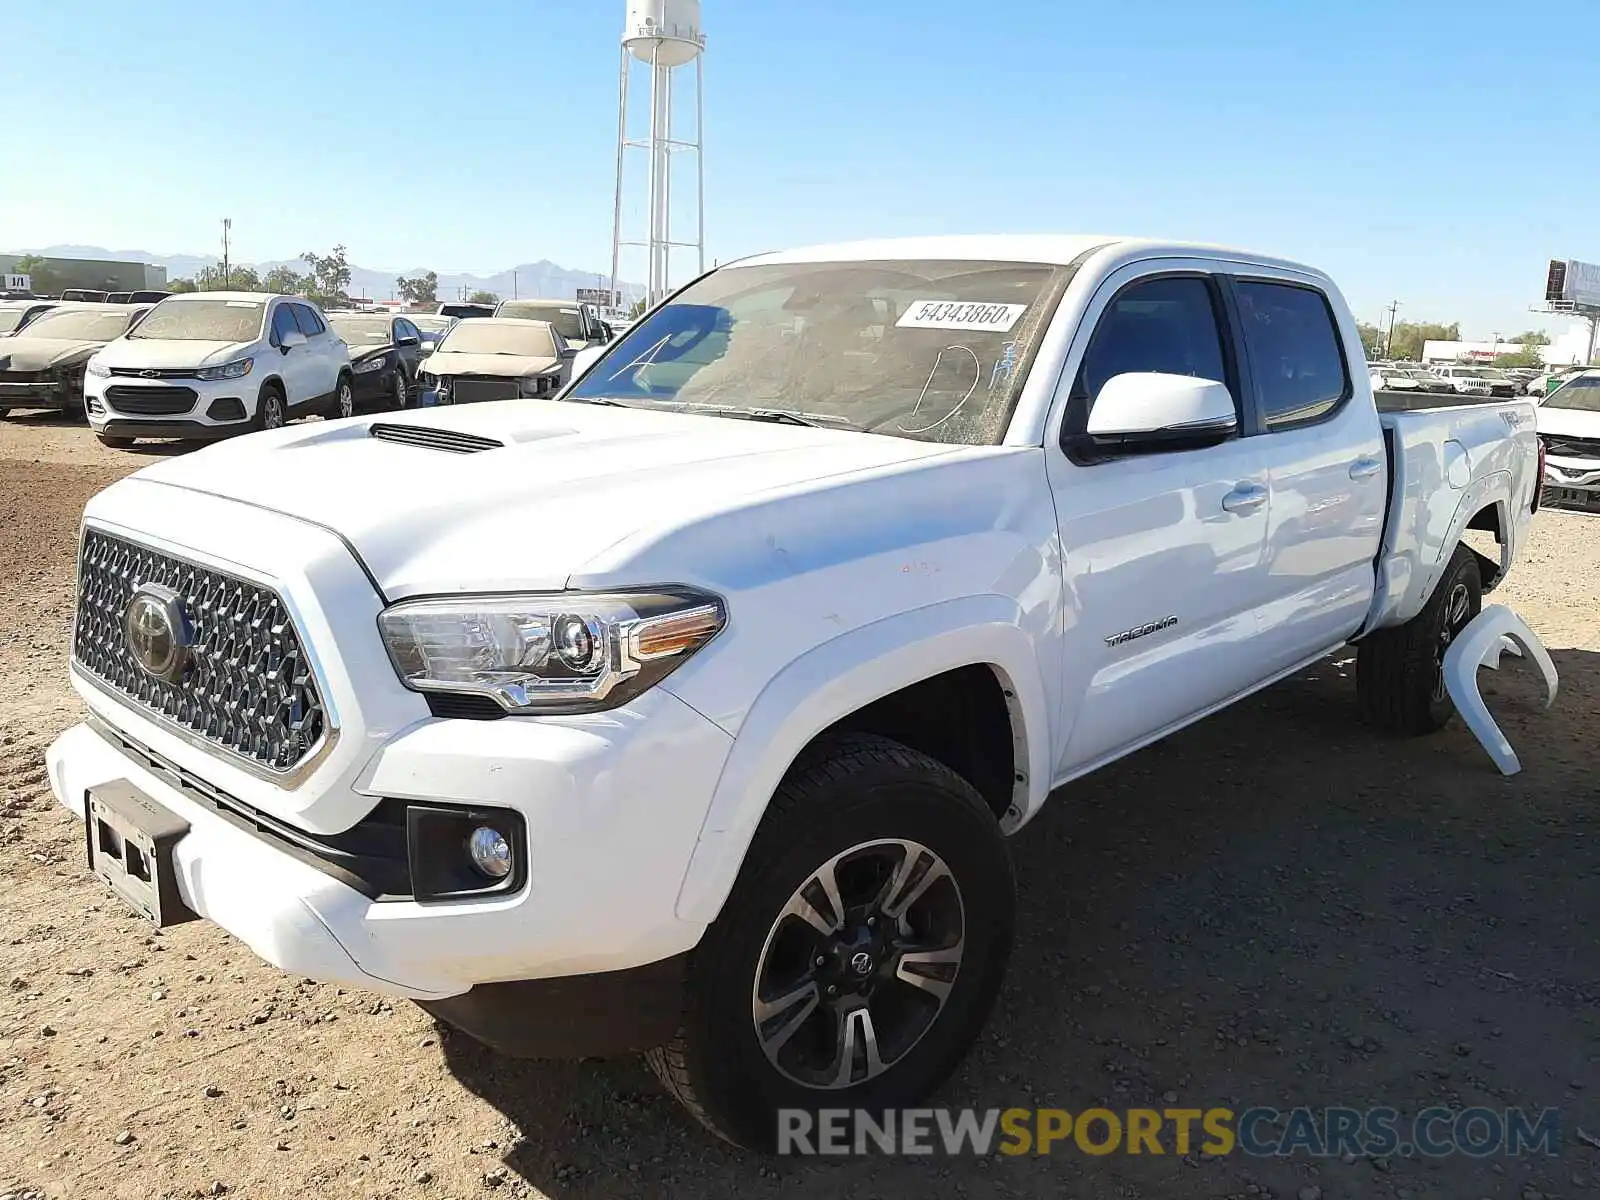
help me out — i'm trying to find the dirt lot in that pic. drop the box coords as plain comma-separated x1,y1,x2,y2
0,411,1595,1200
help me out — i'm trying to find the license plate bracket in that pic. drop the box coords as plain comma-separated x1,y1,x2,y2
85,781,198,928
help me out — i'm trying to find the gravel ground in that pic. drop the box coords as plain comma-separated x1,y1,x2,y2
0,411,1595,1199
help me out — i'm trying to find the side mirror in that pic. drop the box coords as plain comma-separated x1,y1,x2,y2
279,329,307,352
397,334,420,347
1079,372,1237,455
570,345,606,379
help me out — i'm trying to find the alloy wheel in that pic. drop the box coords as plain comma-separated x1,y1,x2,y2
1431,581,1472,701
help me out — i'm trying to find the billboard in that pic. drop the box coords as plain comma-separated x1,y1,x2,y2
1545,258,1600,309
576,287,620,307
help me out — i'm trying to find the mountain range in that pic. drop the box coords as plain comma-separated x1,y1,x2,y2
13,244,636,304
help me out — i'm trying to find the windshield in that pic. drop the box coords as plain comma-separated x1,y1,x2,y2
1544,376,1600,412
410,316,454,333
327,315,392,345
566,258,1074,445
0,310,29,334
130,299,264,342
1454,368,1491,378
437,319,559,358
498,301,585,340
15,308,134,341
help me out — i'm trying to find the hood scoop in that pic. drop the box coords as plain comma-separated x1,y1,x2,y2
368,423,504,454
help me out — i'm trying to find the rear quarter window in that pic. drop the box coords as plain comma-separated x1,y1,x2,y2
1235,281,1351,429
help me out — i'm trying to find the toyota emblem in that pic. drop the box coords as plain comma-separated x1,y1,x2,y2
124,584,191,683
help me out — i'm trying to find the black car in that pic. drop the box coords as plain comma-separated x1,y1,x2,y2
325,312,425,410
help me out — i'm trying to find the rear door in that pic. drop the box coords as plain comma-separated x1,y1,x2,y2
1230,275,1386,672
268,301,315,406
1046,263,1273,775
291,304,341,401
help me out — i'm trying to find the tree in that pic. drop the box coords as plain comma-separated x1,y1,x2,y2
1510,329,1550,347
168,277,199,293
1356,321,1384,358
13,254,63,296
1386,321,1460,363
222,265,262,292
469,289,498,305
300,245,352,309
396,271,438,306
1493,346,1545,370
628,297,648,319
263,265,308,296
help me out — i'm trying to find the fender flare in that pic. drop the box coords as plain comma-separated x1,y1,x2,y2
672,593,1054,925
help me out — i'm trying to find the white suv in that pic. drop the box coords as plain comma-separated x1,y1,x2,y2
85,293,353,448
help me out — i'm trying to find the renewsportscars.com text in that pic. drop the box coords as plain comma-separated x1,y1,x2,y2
778,1106,1562,1158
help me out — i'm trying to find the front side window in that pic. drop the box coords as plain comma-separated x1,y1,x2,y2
130,299,265,343
1073,276,1231,423
1235,281,1350,429
271,304,299,344
566,258,1076,445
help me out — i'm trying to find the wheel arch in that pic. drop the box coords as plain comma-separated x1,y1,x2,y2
672,594,1053,926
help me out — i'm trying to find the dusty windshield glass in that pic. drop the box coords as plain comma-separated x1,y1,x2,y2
0,310,30,334
130,300,264,342
566,259,1073,445
1544,376,1600,412
498,302,585,340
19,309,133,341
437,320,559,358
328,316,393,345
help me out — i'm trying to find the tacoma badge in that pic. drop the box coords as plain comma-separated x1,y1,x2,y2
1105,615,1178,647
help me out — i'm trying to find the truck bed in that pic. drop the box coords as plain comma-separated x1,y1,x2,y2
1374,389,1521,413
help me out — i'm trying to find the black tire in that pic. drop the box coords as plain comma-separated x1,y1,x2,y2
1357,543,1482,735
647,733,1015,1150
391,369,410,411
95,433,135,449
0,408,9,420
328,374,355,420
253,384,287,432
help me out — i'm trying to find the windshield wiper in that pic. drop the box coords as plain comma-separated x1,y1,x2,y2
700,406,864,431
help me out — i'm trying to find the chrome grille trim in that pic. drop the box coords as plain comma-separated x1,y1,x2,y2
71,525,338,783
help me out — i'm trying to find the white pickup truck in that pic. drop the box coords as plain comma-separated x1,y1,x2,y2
48,236,1541,1149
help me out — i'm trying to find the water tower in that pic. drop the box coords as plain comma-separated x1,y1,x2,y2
610,0,705,310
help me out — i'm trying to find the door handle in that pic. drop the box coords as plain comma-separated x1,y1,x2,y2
1221,483,1267,514
1349,455,1383,481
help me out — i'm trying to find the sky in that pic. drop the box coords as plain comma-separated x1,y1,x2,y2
4,0,1597,339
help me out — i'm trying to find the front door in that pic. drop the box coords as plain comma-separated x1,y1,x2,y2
1046,267,1273,778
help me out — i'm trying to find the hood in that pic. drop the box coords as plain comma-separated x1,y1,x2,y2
0,337,106,370
426,350,560,378
123,400,972,598
1536,403,1600,438
345,341,391,361
95,337,257,370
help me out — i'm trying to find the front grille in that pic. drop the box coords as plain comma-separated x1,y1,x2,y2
368,423,503,454
1544,437,1600,460
104,385,198,416
108,366,195,379
73,529,327,773
450,376,518,404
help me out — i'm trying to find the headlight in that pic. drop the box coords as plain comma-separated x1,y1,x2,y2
86,361,111,378
519,372,560,397
420,372,437,388
378,588,726,713
195,358,253,381
354,355,387,374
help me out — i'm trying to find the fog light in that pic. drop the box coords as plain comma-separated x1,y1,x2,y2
467,826,512,879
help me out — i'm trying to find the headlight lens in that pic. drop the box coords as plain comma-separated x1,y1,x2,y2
354,355,387,374
378,588,726,713
86,360,111,378
195,358,253,381
519,372,559,397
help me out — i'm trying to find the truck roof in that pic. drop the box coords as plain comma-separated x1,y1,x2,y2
744,234,1322,278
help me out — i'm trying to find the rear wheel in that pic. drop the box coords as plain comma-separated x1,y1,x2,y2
329,375,355,420
647,734,1015,1150
1357,543,1482,735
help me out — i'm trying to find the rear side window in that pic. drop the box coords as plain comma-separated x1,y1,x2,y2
1235,281,1350,429
292,304,326,336
1074,275,1232,421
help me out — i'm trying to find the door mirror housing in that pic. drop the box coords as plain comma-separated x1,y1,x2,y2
279,328,307,352
1078,373,1237,456
570,344,606,379
396,334,420,347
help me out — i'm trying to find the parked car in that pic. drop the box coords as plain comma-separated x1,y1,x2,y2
436,301,495,320
1432,365,1513,397
1528,368,1586,399
1534,369,1600,510
59,289,109,302
0,303,152,420
493,298,608,348
106,290,174,305
1369,364,1449,393
0,298,58,336
326,312,425,411
83,292,353,447
45,235,1542,1150
418,317,571,404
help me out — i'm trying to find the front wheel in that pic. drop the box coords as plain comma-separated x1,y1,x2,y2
647,734,1015,1150
254,386,287,432
1357,543,1482,735
391,370,410,410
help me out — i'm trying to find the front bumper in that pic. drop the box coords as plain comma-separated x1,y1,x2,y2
85,372,256,436
96,418,246,441
1543,457,1600,507
0,379,77,409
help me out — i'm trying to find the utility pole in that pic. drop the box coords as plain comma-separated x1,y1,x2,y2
1382,299,1401,358
513,270,518,299
221,218,232,289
